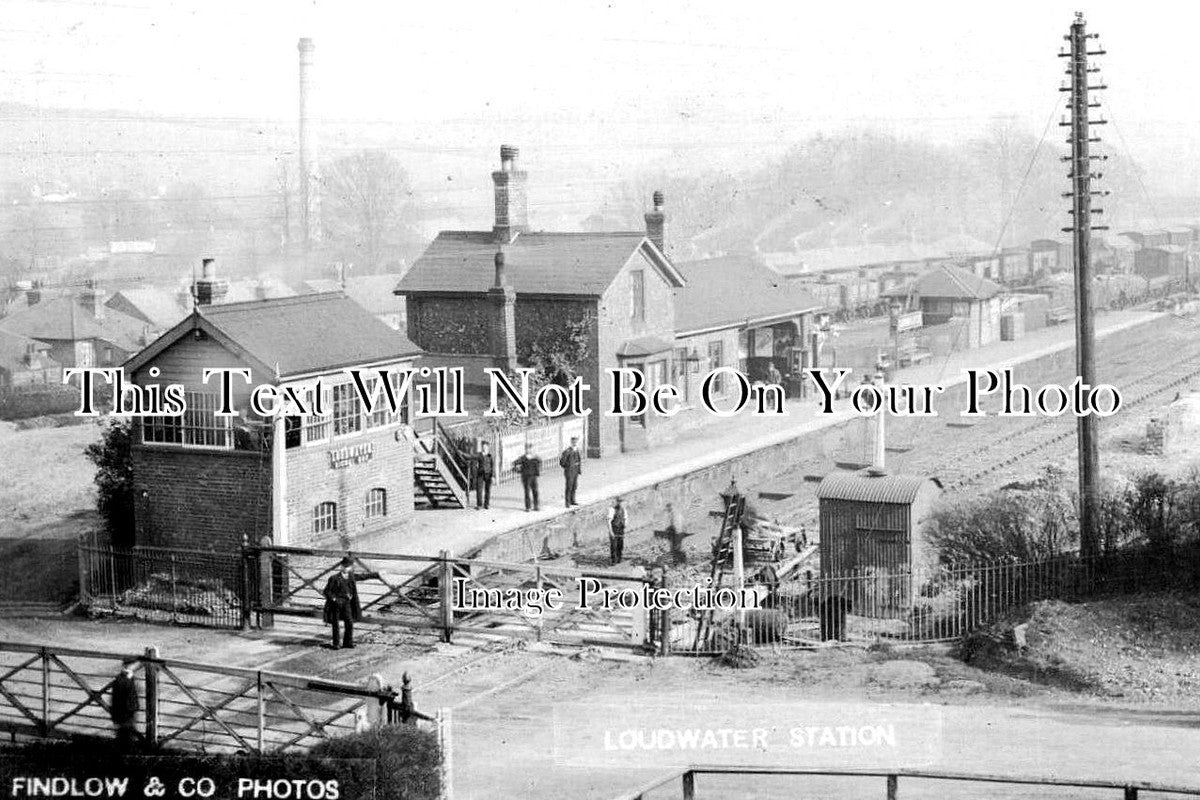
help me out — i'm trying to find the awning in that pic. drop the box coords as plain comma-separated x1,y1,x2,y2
616,335,674,358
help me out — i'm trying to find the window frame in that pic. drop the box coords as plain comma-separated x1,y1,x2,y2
313,501,338,534
365,488,387,519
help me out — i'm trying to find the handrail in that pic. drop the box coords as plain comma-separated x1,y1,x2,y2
609,765,1200,800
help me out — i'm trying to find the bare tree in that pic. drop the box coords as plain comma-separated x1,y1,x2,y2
321,149,415,270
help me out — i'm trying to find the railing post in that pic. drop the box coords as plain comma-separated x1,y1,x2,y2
439,551,454,643
240,534,253,631
256,671,265,753
143,646,159,749
886,774,898,800
169,555,179,624
77,540,90,606
108,548,118,611
535,565,544,643
39,648,49,737
681,770,695,800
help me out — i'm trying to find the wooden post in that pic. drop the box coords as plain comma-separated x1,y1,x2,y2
39,648,49,737
659,571,672,657
439,551,454,643
1124,788,1138,800
732,523,746,641
240,534,253,631
143,646,159,748
169,555,178,624
437,707,453,800
77,541,90,605
681,770,695,800
535,565,544,642
886,774,898,800
256,671,265,753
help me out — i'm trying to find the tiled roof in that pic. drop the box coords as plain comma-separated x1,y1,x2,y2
817,470,942,504
105,287,188,330
0,296,148,351
674,255,822,334
196,293,421,377
886,264,1002,301
397,231,682,296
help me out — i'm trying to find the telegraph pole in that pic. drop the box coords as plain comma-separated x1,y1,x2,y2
1060,12,1108,559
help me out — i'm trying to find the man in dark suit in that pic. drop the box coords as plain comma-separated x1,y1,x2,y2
514,444,541,511
322,557,362,649
559,436,582,507
475,442,494,510
110,658,140,750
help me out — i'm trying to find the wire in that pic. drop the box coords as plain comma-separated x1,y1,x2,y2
1104,100,1163,230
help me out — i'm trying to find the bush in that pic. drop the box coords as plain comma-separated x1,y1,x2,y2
310,724,442,800
83,419,135,547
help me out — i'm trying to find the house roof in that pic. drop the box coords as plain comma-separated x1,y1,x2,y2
0,295,148,351
674,255,822,334
124,293,421,380
616,335,673,357
817,470,942,504
397,231,684,296
0,328,57,373
885,264,1002,301
105,287,188,330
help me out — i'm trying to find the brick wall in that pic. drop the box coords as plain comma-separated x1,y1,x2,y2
132,446,272,553
284,425,415,550
407,297,493,354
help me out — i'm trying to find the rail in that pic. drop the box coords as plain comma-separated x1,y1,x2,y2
611,765,1200,800
0,641,436,753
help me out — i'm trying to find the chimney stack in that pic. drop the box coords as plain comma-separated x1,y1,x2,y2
645,190,666,255
488,249,517,370
79,280,106,320
298,37,321,252
194,258,229,307
492,145,529,243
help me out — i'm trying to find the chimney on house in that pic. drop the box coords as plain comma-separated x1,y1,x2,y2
492,145,529,243
644,190,666,254
488,250,518,370
25,285,41,306
194,258,229,307
79,280,106,319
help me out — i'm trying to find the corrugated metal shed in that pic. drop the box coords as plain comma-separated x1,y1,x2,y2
817,471,943,505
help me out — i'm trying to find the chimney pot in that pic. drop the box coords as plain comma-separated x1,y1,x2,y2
653,190,664,210
202,257,216,280
644,190,667,255
494,250,507,287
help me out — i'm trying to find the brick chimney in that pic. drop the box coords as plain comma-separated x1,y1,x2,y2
644,190,666,255
492,145,529,244
488,250,518,370
194,258,229,307
79,280,106,319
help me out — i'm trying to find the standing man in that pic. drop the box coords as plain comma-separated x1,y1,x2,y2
608,496,627,565
475,441,494,510
322,557,361,649
559,436,582,507
110,658,140,750
514,444,541,512
766,361,782,387
663,501,687,565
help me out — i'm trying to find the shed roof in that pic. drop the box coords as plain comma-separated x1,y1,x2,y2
673,255,821,333
885,264,1001,301
817,470,942,504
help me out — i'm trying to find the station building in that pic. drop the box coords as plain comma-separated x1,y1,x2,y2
123,266,423,554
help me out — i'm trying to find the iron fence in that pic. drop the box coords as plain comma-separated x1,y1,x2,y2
78,536,247,629
669,546,1200,654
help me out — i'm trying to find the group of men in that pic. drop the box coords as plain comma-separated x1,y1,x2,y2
466,436,585,513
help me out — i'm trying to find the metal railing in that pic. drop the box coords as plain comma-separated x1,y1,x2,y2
611,766,1200,800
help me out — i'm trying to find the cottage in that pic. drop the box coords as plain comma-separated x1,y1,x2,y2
817,470,944,577
123,269,423,554
0,286,149,370
396,146,685,457
0,329,61,389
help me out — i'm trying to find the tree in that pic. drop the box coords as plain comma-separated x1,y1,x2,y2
84,419,136,548
321,149,417,270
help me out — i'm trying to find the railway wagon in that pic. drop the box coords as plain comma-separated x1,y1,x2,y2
837,274,882,315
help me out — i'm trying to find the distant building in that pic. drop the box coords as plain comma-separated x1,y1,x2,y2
105,287,190,335
304,274,407,331
885,264,1003,349
0,285,149,369
0,329,61,389
396,146,685,457
123,284,423,553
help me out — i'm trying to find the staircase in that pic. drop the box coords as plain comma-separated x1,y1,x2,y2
414,454,466,509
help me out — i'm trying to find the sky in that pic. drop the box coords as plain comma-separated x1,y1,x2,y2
3,0,1198,225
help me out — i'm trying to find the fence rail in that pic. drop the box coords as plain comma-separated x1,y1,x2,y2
612,765,1200,800
0,641,437,754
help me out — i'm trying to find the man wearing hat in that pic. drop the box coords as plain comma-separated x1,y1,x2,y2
514,444,541,511
110,658,140,750
322,557,362,649
559,436,582,507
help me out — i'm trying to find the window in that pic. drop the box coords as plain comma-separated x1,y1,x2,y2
365,488,387,518
313,502,338,534
142,415,182,445
708,341,724,394
302,385,332,443
631,270,645,321
183,391,232,448
332,383,362,437
365,373,407,428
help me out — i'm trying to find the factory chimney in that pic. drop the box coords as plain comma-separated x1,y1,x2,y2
492,145,529,244
298,37,321,252
644,191,666,254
